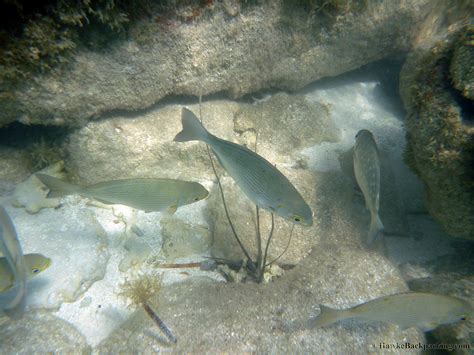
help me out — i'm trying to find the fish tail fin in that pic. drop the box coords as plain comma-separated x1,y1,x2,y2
173,107,210,143
1,281,26,319
367,212,384,245
35,174,81,198
309,305,346,328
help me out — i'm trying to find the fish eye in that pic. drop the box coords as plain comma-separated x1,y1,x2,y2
461,316,467,321
32,268,40,274
293,215,302,222
194,197,200,201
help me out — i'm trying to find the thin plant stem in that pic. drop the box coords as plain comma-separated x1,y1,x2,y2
198,97,253,264
206,144,254,265
262,213,275,270
255,205,262,273
143,302,177,344
253,124,263,279
266,223,295,267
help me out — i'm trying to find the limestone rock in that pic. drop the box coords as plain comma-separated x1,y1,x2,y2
66,101,238,184
66,97,334,184
160,216,211,261
1,204,109,310
1,0,432,128
96,165,427,352
400,28,474,240
0,148,30,196
11,162,64,214
96,237,422,353
118,236,151,272
0,312,90,353
233,93,339,161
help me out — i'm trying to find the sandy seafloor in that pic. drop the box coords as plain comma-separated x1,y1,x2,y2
0,67,458,349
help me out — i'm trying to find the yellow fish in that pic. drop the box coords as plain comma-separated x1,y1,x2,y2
0,206,28,318
0,253,51,292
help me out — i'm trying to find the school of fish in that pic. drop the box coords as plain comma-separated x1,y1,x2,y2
0,105,470,340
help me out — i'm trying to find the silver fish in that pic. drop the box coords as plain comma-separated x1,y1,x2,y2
310,292,473,331
0,206,27,319
353,129,384,244
174,108,313,225
35,175,209,214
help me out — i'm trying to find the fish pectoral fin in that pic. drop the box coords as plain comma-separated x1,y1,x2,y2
418,322,439,332
93,198,114,205
309,305,343,328
165,205,178,215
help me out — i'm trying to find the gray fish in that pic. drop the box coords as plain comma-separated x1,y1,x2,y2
174,108,313,226
353,129,384,244
310,292,473,331
35,175,209,214
0,206,27,319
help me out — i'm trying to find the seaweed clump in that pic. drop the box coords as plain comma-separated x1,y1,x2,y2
400,25,474,240
119,273,177,344
0,0,227,83
450,23,474,100
26,136,66,171
0,122,68,172
0,0,136,84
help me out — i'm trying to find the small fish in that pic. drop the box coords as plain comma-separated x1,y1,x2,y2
0,206,28,318
174,108,313,225
35,175,209,213
310,292,473,331
353,129,384,244
0,253,51,293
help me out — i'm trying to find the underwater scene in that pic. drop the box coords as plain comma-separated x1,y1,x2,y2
0,0,473,353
